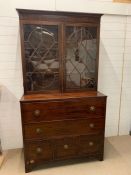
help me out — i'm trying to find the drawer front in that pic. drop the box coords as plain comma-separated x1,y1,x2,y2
24,134,103,164
24,118,105,139
54,137,78,159
25,140,53,164
21,97,106,123
78,134,103,155
54,135,103,160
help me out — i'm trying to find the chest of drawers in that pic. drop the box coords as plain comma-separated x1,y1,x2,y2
20,92,107,172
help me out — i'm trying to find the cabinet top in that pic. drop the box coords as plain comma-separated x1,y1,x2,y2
16,9,102,22
20,91,107,102
16,9,102,17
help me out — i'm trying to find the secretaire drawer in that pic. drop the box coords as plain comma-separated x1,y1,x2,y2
21,97,106,123
24,117,105,140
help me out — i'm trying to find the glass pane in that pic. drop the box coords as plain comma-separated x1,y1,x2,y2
23,24,59,92
65,26,97,89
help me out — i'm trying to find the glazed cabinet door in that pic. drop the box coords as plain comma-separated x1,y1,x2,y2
20,20,100,93
22,23,61,93
64,24,99,91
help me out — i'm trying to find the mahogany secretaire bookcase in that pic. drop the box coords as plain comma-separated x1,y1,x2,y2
17,9,107,173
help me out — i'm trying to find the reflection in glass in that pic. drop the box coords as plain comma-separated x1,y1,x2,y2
65,26,97,89
23,25,59,91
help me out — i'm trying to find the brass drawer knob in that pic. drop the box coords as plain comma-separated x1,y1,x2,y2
89,141,94,146
30,160,35,164
34,109,40,117
36,147,42,153
36,128,42,133
89,123,94,128
64,144,69,149
90,106,95,111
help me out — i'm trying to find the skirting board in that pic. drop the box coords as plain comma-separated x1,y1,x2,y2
113,0,131,3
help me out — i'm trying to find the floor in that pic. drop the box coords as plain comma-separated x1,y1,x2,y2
0,155,4,168
0,136,131,175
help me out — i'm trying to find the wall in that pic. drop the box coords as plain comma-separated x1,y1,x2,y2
119,16,131,135
0,0,131,150
99,15,127,136
0,0,56,150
